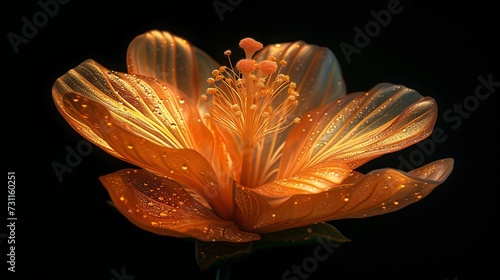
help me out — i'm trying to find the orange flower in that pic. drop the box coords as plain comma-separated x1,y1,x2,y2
52,30,453,244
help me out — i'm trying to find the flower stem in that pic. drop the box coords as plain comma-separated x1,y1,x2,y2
216,265,232,280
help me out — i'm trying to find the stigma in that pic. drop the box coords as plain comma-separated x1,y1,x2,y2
203,37,300,147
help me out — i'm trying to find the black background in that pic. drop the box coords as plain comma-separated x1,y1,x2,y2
4,0,499,279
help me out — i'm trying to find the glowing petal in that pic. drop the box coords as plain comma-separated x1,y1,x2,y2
251,161,353,206
254,40,346,114
52,59,215,163
237,159,453,233
279,83,437,178
126,30,220,112
239,40,346,187
102,169,259,243
60,92,234,219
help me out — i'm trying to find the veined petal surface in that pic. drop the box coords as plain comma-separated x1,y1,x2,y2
127,30,220,112
279,83,438,178
52,59,215,163
60,91,234,218
249,40,347,186
102,169,259,243
236,159,453,233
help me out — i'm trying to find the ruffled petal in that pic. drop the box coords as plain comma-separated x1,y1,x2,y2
236,158,453,233
247,40,346,185
59,91,234,219
52,59,215,165
102,169,259,243
279,83,437,178
126,30,220,113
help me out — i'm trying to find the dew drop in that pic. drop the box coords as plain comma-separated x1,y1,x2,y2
182,164,188,170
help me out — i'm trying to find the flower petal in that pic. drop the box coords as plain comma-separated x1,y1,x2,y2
255,40,346,114
279,83,438,178
237,158,453,233
251,161,353,206
102,169,259,243
248,40,346,185
52,59,215,164
59,91,234,219
126,30,220,111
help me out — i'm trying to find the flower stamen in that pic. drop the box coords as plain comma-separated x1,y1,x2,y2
203,38,300,149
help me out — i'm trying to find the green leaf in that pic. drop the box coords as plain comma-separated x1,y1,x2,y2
195,240,253,271
195,222,349,270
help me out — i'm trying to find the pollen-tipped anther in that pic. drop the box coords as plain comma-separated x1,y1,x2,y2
258,60,278,75
239,37,263,59
236,59,256,74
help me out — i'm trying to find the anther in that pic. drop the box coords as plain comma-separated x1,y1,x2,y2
206,88,217,95
236,59,256,74
239,37,264,59
258,60,278,75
